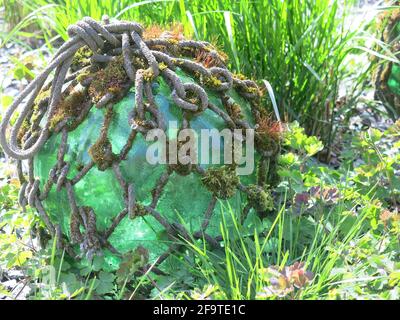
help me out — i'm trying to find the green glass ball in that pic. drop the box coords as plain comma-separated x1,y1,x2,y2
34,68,259,270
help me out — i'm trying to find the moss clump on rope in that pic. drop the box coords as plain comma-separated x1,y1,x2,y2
34,89,50,105
89,136,115,171
88,106,117,171
224,101,243,120
185,90,201,107
76,69,92,84
158,62,168,71
71,46,92,72
17,119,30,145
49,88,89,131
201,75,223,89
246,184,274,212
132,56,147,70
88,55,129,104
130,203,148,219
255,113,283,155
201,166,239,199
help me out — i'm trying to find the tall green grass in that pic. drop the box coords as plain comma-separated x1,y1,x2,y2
173,197,366,299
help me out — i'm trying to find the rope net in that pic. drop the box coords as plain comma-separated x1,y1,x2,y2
0,17,282,273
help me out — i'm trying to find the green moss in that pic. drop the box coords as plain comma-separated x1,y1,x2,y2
17,119,30,145
202,75,222,88
71,46,92,71
167,38,179,45
246,86,260,94
246,184,274,212
88,136,116,171
180,46,196,55
31,104,41,123
225,101,243,120
88,107,117,171
183,89,201,107
18,96,48,144
88,55,129,103
201,166,239,199
130,203,148,219
233,73,247,81
34,89,50,105
143,68,155,82
158,62,168,71
49,89,89,131
76,70,92,84
132,56,147,69
255,136,279,155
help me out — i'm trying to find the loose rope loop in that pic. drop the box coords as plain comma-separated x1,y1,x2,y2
0,17,144,160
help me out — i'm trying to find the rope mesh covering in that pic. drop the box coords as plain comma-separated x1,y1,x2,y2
0,17,281,273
